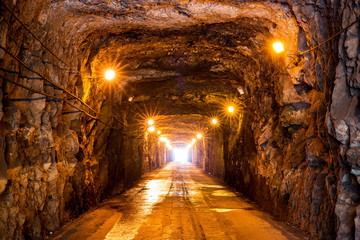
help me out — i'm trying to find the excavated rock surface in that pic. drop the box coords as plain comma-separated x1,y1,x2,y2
0,0,359,239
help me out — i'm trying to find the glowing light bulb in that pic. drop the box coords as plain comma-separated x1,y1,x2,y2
148,126,155,132
148,119,154,125
157,130,161,134
212,118,218,125
228,106,234,113
192,138,196,143
104,70,115,80
273,42,284,53
196,133,202,139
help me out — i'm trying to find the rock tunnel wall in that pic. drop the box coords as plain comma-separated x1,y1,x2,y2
0,1,168,239
193,1,360,239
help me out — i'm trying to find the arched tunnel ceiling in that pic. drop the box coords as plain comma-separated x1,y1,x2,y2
38,0,299,144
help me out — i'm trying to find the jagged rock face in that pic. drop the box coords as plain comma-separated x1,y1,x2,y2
0,0,359,239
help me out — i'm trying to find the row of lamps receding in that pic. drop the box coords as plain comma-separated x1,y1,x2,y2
103,42,285,151
144,103,237,151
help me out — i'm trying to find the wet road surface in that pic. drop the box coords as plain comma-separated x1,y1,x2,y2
52,162,305,240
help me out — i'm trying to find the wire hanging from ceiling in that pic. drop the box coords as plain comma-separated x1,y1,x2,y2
0,45,98,114
0,0,88,78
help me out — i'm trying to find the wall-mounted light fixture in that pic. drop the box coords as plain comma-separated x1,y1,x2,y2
273,42,284,53
211,118,218,125
148,126,155,132
228,106,234,113
104,69,115,80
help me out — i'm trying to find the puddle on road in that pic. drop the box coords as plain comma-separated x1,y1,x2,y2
211,208,236,213
200,184,225,189
105,178,171,240
212,190,237,197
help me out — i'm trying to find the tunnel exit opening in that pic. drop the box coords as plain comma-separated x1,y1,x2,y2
173,147,189,163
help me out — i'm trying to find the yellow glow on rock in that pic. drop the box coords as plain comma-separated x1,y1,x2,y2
273,42,284,53
104,70,115,80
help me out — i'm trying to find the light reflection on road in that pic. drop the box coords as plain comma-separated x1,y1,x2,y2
105,167,172,240
146,180,167,204
102,162,303,240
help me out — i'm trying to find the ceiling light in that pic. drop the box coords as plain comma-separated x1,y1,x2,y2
273,42,284,53
228,106,234,113
148,119,154,125
148,126,155,132
104,69,115,80
212,118,218,125
196,133,202,139
157,130,161,134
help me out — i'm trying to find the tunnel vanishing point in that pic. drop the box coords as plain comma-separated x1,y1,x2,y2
0,0,360,239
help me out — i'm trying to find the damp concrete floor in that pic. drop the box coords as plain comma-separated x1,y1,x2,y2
51,162,306,240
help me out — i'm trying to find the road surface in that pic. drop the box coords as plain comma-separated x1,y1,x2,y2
51,162,305,240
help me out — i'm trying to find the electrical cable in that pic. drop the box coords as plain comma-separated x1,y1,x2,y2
1,75,98,119
298,18,360,56
0,46,125,127
0,0,87,78
0,74,124,129
0,45,98,115
0,1,127,123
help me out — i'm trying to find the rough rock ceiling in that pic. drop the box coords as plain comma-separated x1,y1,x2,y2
35,0,299,144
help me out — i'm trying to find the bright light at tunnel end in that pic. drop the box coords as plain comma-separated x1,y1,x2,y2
174,147,189,163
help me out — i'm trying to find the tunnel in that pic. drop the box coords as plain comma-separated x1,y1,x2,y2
0,0,359,239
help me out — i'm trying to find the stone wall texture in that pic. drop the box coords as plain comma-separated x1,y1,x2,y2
193,1,359,239
0,1,167,239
